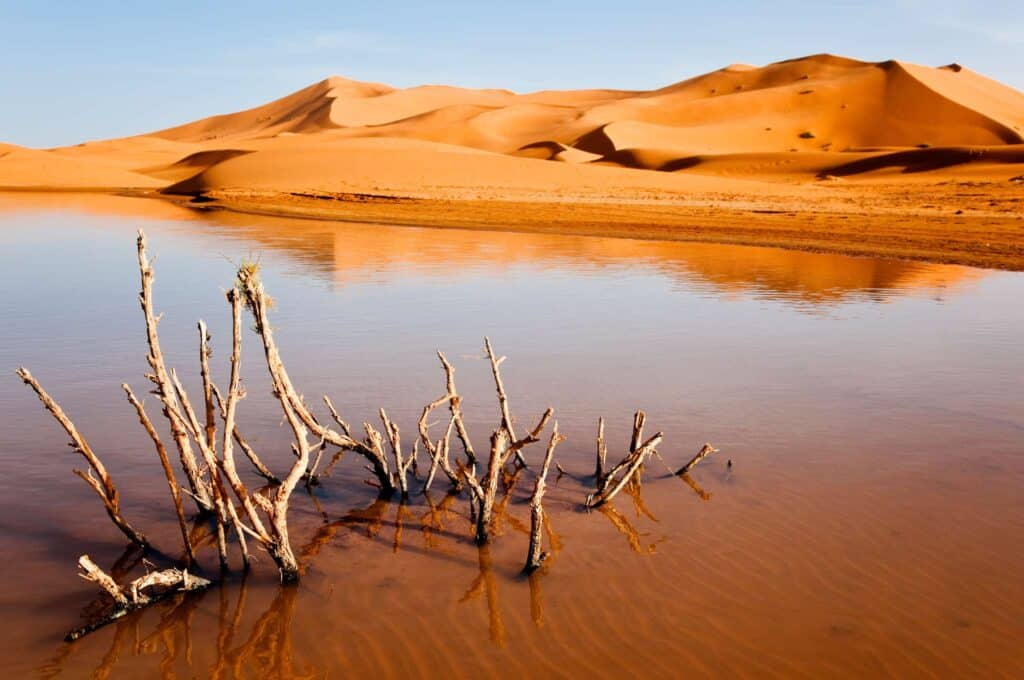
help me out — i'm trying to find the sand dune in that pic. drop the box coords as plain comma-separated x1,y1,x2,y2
0,146,163,189
4,53,1022,191
2,53,1023,266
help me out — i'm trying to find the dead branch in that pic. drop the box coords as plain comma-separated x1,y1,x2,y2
169,369,235,570
235,264,394,493
233,272,319,582
524,423,566,573
629,410,646,455
677,443,719,476
137,231,213,514
380,408,416,496
67,555,211,641
211,383,279,484
586,412,664,508
16,368,149,547
198,321,217,451
418,393,461,492
122,385,194,561
467,408,553,543
595,417,606,480
322,395,352,437
484,337,529,467
437,351,476,469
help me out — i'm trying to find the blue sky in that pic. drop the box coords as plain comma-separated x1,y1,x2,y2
1,0,1021,147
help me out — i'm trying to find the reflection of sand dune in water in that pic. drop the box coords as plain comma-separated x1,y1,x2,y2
193,208,984,304
0,192,984,302
0,189,983,299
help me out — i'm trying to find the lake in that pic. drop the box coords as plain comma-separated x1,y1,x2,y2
0,193,1021,678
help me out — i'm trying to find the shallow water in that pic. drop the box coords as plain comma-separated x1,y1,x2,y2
0,193,1021,678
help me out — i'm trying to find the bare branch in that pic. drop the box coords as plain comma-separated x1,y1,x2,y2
525,423,566,573
437,351,476,467
122,385,193,560
68,555,211,641
236,264,393,492
485,337,528,466
677,443,719,476
17,368,148,548
136,229,213,514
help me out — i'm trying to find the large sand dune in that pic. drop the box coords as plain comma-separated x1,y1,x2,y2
2,54,1023,267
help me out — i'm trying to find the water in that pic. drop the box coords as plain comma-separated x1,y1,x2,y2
0,193,1021,678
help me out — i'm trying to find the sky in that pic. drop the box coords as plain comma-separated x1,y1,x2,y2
1,0,1022,147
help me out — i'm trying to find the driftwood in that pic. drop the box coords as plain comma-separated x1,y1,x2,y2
211,383,279,484
484,337,529,467
168,367,238,570
380,408,417,496
595,417,607,480
136,231,213,514
438,351,477,471
122,385,194,561
463,407,553,543
524,424,565,573
586,411,664,508
66,555,211,642
677,443,719,476
16,368,149,548
230,279,318,582
419,393,461,492
235,263,395,493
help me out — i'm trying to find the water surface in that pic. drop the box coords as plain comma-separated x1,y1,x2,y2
0,193,1021,678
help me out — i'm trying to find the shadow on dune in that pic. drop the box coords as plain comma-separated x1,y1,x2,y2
820,145,1024,177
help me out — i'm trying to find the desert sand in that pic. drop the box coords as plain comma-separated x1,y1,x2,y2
2,54,1023,268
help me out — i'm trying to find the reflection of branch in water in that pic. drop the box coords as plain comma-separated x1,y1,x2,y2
679,473,711,501
392,501,413,553
459,544,504,647
91,616,134,680
339,496,390,540
543,513,563,557
598,502,659,555
527,571,545,629
624,477,659,522
224,586,314,680
420,491,459,552
137,588,205,674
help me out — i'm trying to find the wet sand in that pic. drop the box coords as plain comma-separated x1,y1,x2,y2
168,178,1024,271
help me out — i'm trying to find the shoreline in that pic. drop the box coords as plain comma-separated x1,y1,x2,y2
162,188,1024,271
2,185,1022,271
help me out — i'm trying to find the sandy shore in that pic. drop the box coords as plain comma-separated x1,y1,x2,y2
158,180,1024,270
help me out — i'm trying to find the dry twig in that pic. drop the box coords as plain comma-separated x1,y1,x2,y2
525,423,566,573
677,443,719,476
136,230,213,514
16,368,148,547
67,555,211,641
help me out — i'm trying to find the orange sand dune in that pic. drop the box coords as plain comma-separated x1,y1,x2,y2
2,53,1023,267
3,53,1021,190
0,146,164,189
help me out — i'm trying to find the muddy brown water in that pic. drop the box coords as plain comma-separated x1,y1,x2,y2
0,193,1021,678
